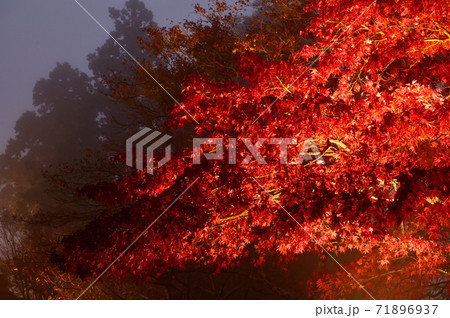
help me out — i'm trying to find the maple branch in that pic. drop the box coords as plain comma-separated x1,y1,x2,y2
437,269,449,275
328,139,351,153
218,210,249,223
336,269,402,297
210,211,249,229
419,134,448,145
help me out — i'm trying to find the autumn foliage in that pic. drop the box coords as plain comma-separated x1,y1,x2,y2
55,0,449,299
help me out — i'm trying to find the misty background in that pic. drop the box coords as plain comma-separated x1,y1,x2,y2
0,0,213,153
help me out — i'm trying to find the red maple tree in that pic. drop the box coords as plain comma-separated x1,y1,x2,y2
56,0,449,299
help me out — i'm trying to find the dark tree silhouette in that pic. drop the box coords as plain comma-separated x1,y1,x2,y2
0,0,162,299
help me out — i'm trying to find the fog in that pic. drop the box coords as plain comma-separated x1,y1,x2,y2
0,0,211,153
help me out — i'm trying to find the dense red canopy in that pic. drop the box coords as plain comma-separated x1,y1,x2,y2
58,0,449,299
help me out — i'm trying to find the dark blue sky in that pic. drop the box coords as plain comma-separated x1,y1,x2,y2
0,0,214,153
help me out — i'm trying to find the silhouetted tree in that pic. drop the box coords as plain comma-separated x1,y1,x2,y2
0,0,161,299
